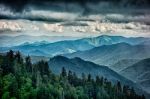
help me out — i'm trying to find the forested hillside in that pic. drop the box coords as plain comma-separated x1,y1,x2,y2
0,50,146,99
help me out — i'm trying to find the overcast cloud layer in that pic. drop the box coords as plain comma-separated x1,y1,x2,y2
0,3,150,46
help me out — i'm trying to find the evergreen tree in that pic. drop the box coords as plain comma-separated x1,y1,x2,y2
1,50,15,74
6,50,14,62
15,51,23,64
96,75,100,84
36,60,49,76
68,70,73,84
0,51,146,99
81,73,86,85
61,67,67,77
87,74,91,82
25,56,32,73
100,77,104,86
142,94,146,99
117,81,122,93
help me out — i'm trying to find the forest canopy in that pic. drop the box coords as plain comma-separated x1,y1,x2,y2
0,50,146,99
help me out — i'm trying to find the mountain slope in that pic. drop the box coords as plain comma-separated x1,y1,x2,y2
81,35,148,46
0,40,94,56
0,35,149,57
120,58,150,94
48,56,150,98
48,56,135,84
0,35,79,47
110,59,140,72
65,43,150,66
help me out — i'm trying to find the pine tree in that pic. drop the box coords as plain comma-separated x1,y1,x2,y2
68,70,73,84
87,74,91,82
117,81,122,93
25,56,32,73
142,94,145,99
96,76,100,84
15,51,23,64
6,50,14,62
81,73,86,85
1,50,15,74
61,67,67,77
36,60,50,76
100,77,104,86
0,51,146,99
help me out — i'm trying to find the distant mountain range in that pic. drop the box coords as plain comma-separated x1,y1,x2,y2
48,55,137,86
0,35,79,47
49,55,129,83
0,35,149,57
48,55,150,98
120,58,150,94
110,59,140,72
65,42,150,66
141,40,150,46
1,35,150,98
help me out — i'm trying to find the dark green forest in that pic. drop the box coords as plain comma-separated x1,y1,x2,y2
0,50,146,99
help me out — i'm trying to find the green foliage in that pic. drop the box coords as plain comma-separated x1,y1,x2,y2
0,50,146,99
2,91,10,99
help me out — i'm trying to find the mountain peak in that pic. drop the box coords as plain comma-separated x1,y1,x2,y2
72,57,83,61
51,55,69,61
48,55,139,88
22,42,30,45
97,35,123,39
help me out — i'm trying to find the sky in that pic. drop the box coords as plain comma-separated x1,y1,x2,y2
0,1,150,38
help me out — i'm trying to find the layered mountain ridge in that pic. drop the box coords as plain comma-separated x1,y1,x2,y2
48,55,150,98
120,58,150,94
64,42,150,66
0,35,149,57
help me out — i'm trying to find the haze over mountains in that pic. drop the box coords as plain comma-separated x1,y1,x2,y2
48,56,146,95
0,35,150,98
0,0,150,98
0,35,149,57
120,58,150,94
110,59,140,72
49,55,130,83
48,55,150,98
0,35,80,47
65,43,150,66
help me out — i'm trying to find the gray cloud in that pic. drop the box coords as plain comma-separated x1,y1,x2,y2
0,3,150,39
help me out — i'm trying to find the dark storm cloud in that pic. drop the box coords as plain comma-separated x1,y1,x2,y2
0,0,150,12
0,0,150,25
